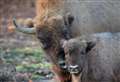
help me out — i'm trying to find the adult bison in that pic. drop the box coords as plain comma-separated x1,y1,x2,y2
13,14,74,82
63,32,120,82
13,0,120,82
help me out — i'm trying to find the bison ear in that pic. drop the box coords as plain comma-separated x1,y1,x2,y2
86,41,96,53
64,13,74,27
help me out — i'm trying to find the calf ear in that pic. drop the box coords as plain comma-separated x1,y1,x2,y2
86,41,96,53
64,13,74,27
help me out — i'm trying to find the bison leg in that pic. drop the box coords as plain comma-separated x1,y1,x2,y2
51,65,71,82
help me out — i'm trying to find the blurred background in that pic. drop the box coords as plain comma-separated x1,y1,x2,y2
0,0,52,81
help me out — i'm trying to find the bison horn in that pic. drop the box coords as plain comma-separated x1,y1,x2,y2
13,18,36,34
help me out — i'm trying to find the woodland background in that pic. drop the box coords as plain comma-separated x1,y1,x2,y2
0,0,52,81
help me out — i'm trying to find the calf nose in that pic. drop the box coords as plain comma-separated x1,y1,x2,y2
68,65,80,74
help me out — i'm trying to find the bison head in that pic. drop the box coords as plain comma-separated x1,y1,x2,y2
13,13,74,68
62,38,95,74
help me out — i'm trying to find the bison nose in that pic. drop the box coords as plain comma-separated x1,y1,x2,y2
68,65,80,74
58,60,67,70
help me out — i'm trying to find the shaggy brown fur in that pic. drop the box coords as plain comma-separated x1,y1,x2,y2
36,0,63,16
35,15,69,63
35,0,64,27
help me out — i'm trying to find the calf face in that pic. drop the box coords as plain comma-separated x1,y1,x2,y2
63,39,95,74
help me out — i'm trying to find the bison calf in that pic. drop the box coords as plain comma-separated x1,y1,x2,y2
62,32,120,82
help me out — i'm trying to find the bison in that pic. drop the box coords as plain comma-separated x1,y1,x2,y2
62,32,120,82
13,0,120,82
13,14,74,82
